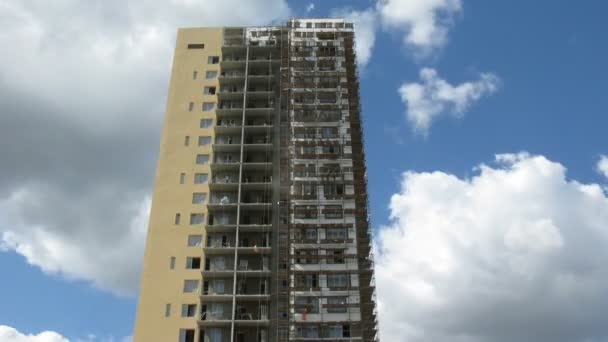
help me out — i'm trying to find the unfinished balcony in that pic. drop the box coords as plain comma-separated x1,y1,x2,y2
213,135,241,153
215,118,242,135
198,327,270,342
210,173,239,192
218,85,245,101
202,255,271,278
212,153,241,171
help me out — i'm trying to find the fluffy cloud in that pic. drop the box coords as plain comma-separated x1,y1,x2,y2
399,68,499,134
0,0,289,296
375,153,608,342
0,326,68,342
336,8,378,67
377,0,462,57
597,155,608,178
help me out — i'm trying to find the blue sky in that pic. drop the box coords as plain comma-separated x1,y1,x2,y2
1,1,608,341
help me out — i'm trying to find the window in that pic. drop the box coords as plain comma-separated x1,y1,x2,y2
187,43,205,49
196,154,209,164
183,280,199,293
186,257,201,269
182,304,197,317
327,274,349,288
187,235,202,247
192,192,207,204
198,136,211,146
295,249,318,264
295,274,318,288
175,213,181,225
189,102,194,112
179,173,185,184
165,303,171,317
208,56,219,64
206,70,218,79
202,102,215,111
170,256,176,269
184,136,190,146
192,70,198,80
200,119,213,128
324,205,343,219
327,297,347,313
204,86,216,95
296,326,318,338
327,249,345,264
194,173,208,184
326,228,347,240
190,213,205,225
179,329,195,342
306,228,317,240
328,325,343,338
295,296,319,313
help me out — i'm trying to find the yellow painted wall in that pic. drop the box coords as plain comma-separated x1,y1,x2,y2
133,27,223,342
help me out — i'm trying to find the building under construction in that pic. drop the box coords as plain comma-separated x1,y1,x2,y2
133,18,379,342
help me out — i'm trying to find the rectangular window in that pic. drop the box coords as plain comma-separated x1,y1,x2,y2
183,280,199,293
198,136,211,146
175,213,181,225
206,70,218,79
165,303,171,317
208,56,219,64
170,256,176,269
184,136,190,146
296,326,318,338
326,228,347,240
327,274,349,288
204,86,216,95
179,329,195,342
196,154,209,164
327,249,345,264
295,296,319,313
202,102,215,111
187,43,205,49
181,304,197,317
186,257,201,269
324,205,343,219
190,213,205,225
192,70,198,80
188,102,194,112
179,173,185,184
194,173,208,184
327,296,347,313
200,119,213,128
187,235,202,247
192,193,207,204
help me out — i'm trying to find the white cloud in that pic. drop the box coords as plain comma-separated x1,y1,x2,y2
376,153,608,342
377,0,462,57
597,155,608,178
0,0,290,296
336,8,378,67
0,326,68,342
399,68,500,134
306,3,315,13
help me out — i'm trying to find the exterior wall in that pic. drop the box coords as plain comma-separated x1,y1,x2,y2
133,27,223,342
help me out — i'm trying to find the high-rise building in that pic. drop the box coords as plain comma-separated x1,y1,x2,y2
133,18,378,342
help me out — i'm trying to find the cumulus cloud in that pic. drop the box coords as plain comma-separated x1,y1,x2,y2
306,3,315,13
375,153,608,342
0,0,289,296
336,8,378,67
399,67,499,134
377,0,462,57
597,155,608,178
0,326,68,342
